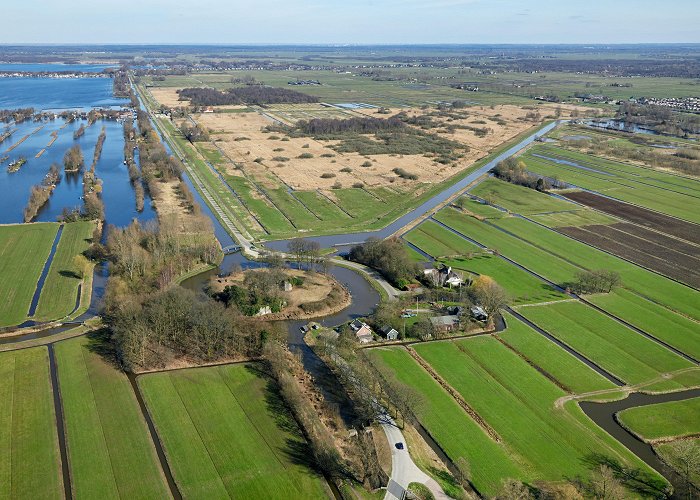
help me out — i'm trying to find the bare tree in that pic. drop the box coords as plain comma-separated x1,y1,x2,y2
664,440,700,499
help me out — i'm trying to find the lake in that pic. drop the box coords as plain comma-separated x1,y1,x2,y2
0,71,154,228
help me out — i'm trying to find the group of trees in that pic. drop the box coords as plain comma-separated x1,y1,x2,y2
213,268,288,316
109,286,273,371
177,86,319,106
617,102,700,136
179,121,209,142
0,108,34,124
122,120,145,211
570,269,622,294
287,238,326,269
492,157,553,191
291,116,406,137
23,163,61,222
63,144,84,173
348,237,421,289
90,126,107,170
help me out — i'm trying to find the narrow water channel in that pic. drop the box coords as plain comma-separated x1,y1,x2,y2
580,390,700,498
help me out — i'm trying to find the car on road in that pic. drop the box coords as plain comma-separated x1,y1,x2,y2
395,442,404,450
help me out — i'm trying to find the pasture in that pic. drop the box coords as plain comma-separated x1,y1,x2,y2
0,347,63,499
54,336,169,499
499,312,617,394
618,398,700,442
0,222,58,327
413,337,652,485
367,347,522,496
33,221,96,322
403,220,479,258
139,363,330,499
443,255,567,304
518,301,693,385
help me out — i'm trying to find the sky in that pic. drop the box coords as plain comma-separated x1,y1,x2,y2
2,0,699,45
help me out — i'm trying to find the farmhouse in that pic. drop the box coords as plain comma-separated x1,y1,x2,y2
379,325,399,341
430,315,460,333
424,265,464,288
350,319,373,343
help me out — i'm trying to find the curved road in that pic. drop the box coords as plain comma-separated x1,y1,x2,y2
379,412,450,500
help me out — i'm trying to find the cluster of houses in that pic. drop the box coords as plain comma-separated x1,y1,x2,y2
634,96,700,113
348,303,488,343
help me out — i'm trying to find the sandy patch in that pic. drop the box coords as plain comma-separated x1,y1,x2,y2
209,268,351,320
148,87,184,107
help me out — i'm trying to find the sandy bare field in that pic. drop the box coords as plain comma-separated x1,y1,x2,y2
148,87,184,107
191,105,545,190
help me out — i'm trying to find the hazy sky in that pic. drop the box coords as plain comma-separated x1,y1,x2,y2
3,0,699,44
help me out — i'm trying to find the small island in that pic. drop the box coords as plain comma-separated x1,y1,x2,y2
210,267,350,320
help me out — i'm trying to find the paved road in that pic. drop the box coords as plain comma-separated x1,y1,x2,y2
331,258,403,300
378,412,451,500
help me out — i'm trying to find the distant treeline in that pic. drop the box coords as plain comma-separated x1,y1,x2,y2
177,86,319,106
0,108,35,124
273,115,465,159
292,116,405,136
616,102,700,136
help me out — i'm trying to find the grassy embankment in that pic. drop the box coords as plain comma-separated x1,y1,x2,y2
139,363,330,499
54,336,169,499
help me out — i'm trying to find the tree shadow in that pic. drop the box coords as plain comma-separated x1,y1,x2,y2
59,270,82,279
581,453,671,498
83,328,122,369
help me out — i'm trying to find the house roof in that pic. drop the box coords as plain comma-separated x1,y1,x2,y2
380,325,399,336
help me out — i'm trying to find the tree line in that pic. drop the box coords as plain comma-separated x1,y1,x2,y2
492,157,554,191
177,86,319,106
23,163,61,222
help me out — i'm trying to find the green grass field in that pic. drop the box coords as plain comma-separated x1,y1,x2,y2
490,216,700,321
0,223,58,327
54,336,169,499
470,177,577,215
433,208,700,337
528,209,617,227
443,255,567,304
412,337,654,488
518,301,693,385
521,146,700,223
33,221,95,322
454,197,506,219
0,347,63,499
499,312,617,394
367,347,522,496
403,220,479,258
618,398,700,442
586,288,700,361
139,363,330,499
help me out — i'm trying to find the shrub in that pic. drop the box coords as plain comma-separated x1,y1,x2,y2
272,156,290,162
234,136,250,141
340,167,352,173
254,157,264,163
320,153,335,158
298,152,314,159
320,172,336,179
352,182,364,188
332,181,342,189
302,143,310,148
267,135,280,140
392,167,418,180
361,161,373,168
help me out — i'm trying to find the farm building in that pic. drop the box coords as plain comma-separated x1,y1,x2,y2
350,319,373,343
470,306,488,321
424,265,464,288
430,315,460,332
379,325,399,341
